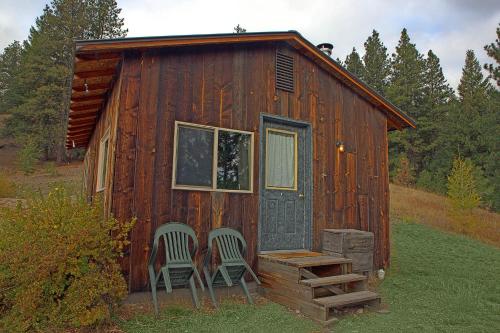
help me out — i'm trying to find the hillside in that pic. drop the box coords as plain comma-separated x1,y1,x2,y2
390,184,499,247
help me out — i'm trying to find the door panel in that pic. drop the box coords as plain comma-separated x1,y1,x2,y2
259,118,311,251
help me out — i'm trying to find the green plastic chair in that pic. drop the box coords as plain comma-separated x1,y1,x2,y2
148,222,204,313
203,227,261,307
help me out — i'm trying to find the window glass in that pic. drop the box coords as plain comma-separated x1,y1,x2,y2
217,130,251,190
175,125,214,187
266,129,296,189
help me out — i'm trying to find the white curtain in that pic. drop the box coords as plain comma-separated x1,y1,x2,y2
267,131,295,188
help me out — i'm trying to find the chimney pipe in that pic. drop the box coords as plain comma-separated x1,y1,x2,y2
317,42,333,56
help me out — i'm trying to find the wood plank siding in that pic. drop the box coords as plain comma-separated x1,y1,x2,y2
87,42,391,292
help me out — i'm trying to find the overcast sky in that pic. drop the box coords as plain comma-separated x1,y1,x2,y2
1,0,499,88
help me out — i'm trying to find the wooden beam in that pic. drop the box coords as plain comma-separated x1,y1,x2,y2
71,95,105,103
72,88,107,99
70,103,102,112
67,127,94,135
75,52,121,61
74,57,121,72
72,75,113,88
69,114,97,122
68,121,95,129
69,109,99,117
72,82,109,92
74,68,116,79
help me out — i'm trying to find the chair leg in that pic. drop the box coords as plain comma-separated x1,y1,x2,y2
148,268,159,314
150,281,159,314
219,266,233,287
193,267,205,291
244,263,261,285
161,267,172,293
240,276,253,305
188,276,200,309
204,266,218,308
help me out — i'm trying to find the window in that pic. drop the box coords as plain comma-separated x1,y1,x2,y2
173,121,253,192
265,128,297,190
96,129,110,191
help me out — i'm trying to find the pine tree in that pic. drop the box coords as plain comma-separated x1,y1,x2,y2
3,0,127,162
416,50,454,177
362,30,391,95
0,41,23,113
451,50,498,210
386,28,425,175
484,23,500,87
344,47,365,79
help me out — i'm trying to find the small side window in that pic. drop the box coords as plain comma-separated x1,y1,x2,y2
96,129,110,192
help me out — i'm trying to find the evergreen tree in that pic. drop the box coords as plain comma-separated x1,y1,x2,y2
3,0,127,161
417,50,454,178
362,30,391,95
451,50,498,209
0,41,23,113
484,23,500,87
386,28,425,174
344,47,365,79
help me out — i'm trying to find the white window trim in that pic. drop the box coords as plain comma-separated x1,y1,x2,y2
96,128,110,192
172,121,254,193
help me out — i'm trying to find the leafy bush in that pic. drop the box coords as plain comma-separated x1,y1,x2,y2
0,188,135,332
394,155,415,186
447,157,480,233
0,172,16,197
18,138,40,175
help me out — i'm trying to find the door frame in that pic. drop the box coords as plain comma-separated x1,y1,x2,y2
258,113,313,252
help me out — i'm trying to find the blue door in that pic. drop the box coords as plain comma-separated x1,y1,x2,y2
259,117,312,251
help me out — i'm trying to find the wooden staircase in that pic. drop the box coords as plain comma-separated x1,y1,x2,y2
258,251,380,325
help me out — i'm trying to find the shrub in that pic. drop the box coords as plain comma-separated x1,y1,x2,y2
18,138,40,175
0,188,135,332
0,172,16,198
447,157,480,233
394,155,415,186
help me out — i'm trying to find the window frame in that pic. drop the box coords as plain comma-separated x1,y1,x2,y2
172,121,254,193
265,127,298,191
96,128,110,192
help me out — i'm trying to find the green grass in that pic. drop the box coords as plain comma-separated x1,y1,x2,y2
118,222,500,333
335,222,500,332
118,301,320,333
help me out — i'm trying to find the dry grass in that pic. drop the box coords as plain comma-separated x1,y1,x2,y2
390,183,500,247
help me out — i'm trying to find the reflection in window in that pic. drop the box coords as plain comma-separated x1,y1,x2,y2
175,126,214,187
172,122,253,192
217,130,251,190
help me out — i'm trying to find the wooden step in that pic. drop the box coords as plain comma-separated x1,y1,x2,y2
300,273,367,287
280,255,352,268
313,291,380,308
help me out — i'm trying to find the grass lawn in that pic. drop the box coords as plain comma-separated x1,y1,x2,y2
117,300,320,333
118,222,500,333
335,222,500,332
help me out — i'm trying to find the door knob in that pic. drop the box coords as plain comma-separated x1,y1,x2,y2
298,193,305,198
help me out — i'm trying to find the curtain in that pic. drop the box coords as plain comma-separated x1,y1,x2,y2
267,130,295,188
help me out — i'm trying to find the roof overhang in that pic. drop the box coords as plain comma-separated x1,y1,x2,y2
66,31,416,149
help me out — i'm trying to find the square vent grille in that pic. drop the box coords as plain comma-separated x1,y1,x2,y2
275,52,294,93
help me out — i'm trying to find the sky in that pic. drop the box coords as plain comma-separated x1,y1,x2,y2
1,0,499,89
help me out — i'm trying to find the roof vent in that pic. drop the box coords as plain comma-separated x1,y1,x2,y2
317,43,333,56
276,52,294,93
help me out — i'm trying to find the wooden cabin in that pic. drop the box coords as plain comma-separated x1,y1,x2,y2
67,31,415,292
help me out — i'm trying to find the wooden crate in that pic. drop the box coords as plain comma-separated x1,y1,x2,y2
322,229,374,274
